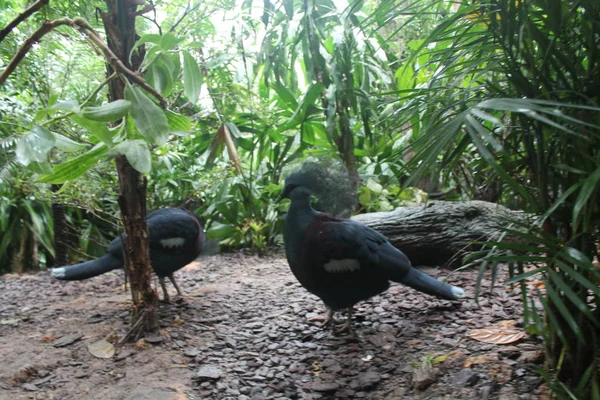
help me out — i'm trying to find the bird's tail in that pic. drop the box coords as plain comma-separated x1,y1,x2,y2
400,267,465,301
378,243,464,300
51,254,122,281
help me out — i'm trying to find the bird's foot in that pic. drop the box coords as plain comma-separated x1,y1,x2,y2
329,309,358,338
309,309,337,328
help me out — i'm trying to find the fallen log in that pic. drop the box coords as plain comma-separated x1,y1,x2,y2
352,200,528,267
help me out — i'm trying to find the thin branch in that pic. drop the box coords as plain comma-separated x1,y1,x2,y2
42,72,118,128
0,17,167,108
169,2,202,33
0,0,50,43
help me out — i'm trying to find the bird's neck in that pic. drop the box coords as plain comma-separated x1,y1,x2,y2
285,196,317,233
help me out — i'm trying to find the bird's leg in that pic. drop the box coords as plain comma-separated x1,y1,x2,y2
167,274,183,296
336,308,354,334
308,308,335,325
323,308,335,328
159,276,170,303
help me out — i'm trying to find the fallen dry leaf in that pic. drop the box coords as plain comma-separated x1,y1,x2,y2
525,280,545,289
467,325,525,345
88,339,115,359
135,338,147,349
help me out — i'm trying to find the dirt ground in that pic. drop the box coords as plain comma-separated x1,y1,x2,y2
0,251,546,400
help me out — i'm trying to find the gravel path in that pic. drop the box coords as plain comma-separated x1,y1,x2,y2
0,251,545,399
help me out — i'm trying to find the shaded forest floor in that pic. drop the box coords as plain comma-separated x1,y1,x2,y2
0,252,546,400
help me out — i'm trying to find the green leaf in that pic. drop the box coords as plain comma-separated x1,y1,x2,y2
51,100,80,113
125,85,169,145
165,110,192,132
38,143,108,184
206,223,237,239
572,167,600,231
273,82,298,110
160,32,183,51
52,132,87,152
15,125,55,166
134,33,161,48
70,115,115,144
182,51,202,104
145,61,173,96
108,139,151,174
80,100,131,122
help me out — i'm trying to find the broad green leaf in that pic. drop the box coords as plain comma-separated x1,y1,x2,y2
182,51,202,104
52,133,87,152
273,82,298,110
15,125,55,166
38,143,108,184
80,100,131,122
28,161,53,174
108,139,152,174
133,33,161,49
145,62,173,96
160,32,183,51
206,223,237,239
51,100,80,113
70,115,115,144
165,110,192,132
125,85,169,145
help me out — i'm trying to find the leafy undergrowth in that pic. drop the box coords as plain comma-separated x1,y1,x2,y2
0,252,547,399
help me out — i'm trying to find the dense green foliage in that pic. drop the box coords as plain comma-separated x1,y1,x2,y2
1,0,599,396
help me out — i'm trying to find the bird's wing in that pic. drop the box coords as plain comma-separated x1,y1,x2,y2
307,214,412,275
147,208,201,251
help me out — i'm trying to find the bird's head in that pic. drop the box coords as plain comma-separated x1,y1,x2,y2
277,160,357,216
277,182,314,203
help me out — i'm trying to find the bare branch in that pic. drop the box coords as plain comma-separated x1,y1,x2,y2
0,18,72,86
0,0,50,43
0,17,167,108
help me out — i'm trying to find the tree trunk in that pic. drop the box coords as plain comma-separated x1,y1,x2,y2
101,0,157,335
12,229,27,274
352,200,528,267
116,156,158,334
51,184,69,267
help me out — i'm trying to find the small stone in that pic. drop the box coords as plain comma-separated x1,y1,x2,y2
52,333,83,348
310,381,340,392
498,385,518,400
479,386,493,400
518,350,544,364
196,365,223,381
357,371,381,389
452,368,478,387
184,347,200,357
144,335,164,344
74,370,89,379
22,383,39,391
37,370,50,378
115,349,135,361
412,367,437,390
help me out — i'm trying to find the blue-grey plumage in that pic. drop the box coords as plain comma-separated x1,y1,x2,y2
51,208,205,301
280,183,464,332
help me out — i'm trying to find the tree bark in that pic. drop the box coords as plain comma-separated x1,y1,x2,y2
352,200,528,267
102,0,157,335
116,156,158,334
